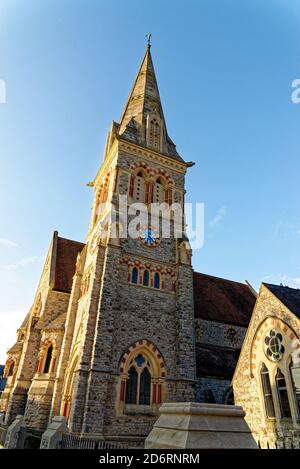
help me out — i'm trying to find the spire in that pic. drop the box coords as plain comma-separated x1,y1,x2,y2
118,40,182,160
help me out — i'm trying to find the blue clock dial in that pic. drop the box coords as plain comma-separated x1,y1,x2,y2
140,227,160,247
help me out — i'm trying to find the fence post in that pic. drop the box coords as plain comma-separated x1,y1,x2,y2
40,416,68,449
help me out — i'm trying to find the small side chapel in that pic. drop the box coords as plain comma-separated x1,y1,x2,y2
1,43,299,449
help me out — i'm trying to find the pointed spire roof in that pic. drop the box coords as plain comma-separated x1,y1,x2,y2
118,44,182,161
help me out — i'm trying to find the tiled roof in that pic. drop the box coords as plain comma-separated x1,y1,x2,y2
263,283,300,318
193,272,256,327
53,237,85,293
196,344,240,380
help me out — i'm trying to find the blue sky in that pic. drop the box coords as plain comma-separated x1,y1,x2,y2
0,0,300,362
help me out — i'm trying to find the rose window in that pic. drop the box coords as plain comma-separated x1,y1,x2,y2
264,329,285,362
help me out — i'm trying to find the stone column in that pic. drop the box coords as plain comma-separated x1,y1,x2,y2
79,244,122,434
40,416,68,449
4,415,27,449
173,264,196,401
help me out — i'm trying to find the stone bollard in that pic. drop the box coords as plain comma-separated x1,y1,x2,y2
145,402,258,449
4,415,27,449
40,416,68,449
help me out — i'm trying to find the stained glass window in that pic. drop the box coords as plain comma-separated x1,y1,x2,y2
124,354,152,407
135,354,145,367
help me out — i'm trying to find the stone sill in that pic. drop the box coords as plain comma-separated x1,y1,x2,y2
124,404,157,417
34,373,56,381
127,282,175,295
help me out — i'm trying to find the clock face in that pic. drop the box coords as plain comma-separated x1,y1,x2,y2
139,227,160,247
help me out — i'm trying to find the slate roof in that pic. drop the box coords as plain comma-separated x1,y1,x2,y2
196,344,240,380
193,272,256,327
53,237,85,293
263,283,300,319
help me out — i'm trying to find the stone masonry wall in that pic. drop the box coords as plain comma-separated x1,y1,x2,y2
233,285,300,448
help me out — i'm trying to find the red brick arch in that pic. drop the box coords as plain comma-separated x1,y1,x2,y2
119,339,166,378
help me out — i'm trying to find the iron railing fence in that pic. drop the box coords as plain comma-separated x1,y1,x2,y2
60,433,125,450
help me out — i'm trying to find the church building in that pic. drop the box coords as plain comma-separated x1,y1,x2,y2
1,44,298,449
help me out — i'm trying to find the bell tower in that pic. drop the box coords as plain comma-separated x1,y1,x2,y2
54,42,196,444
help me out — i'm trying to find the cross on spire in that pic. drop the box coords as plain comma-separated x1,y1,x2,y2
146,33,152,47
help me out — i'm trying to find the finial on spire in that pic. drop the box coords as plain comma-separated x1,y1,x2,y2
146,33,152,48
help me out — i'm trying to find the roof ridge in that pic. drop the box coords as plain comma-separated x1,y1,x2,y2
57,236,85,245
263,282,300,292
193,270,248,287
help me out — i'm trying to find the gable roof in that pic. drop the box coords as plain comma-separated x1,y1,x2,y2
196,343,240,380
263,283,300,319
193,272,256,327
53,236,85,293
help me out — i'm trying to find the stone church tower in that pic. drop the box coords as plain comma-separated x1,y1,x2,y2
48,43,196,443
0,42,262,448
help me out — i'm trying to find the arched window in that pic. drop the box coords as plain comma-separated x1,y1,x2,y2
143,270,149,287
140,368,151,405
133,171,146,203
276,369,291,418
125,366,138,404
118,340,166,415
7,362,14,377
125,354,152,406
43,345,53,374
148,118,161,150
289,360,300,416
260,363,275,418
153,177,165,204
131,267,138,284
154,273,160,289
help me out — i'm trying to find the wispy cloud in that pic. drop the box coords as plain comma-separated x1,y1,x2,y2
262,274,300,289
208,205,228,228
5,256,44,271
270,222,300,239
0,238,19,248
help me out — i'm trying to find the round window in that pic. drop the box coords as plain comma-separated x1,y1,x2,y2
264,329,285,362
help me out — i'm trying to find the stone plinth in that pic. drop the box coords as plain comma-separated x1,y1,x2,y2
145,402,258,449
40,416,68,449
